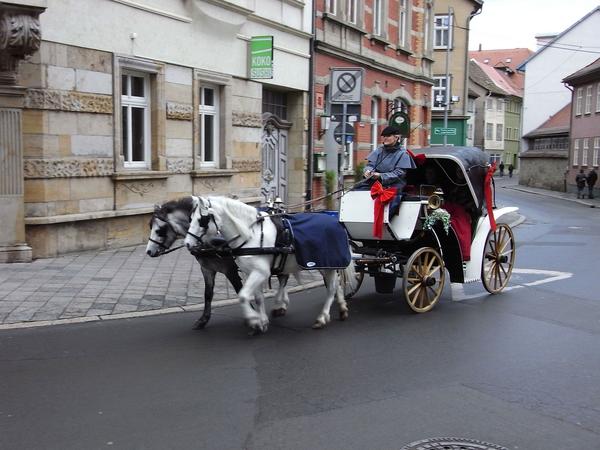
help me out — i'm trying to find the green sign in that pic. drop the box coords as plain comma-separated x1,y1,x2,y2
250,36,273,79
434,127,457,136
388,111,410,137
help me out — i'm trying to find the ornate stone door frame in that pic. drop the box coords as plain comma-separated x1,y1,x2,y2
261,112,291,204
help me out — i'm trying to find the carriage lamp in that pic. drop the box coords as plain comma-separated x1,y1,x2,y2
314,152,327,173
427,189,444,210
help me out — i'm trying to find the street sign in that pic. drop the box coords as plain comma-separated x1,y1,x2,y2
249,36,273,79
388,111,410,136
330,68,364,104
334,122,355,144
434,127,457,136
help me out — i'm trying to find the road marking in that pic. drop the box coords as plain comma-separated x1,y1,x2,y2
451,268,573,301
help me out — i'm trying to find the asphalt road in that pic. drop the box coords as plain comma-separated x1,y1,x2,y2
1,187,600,450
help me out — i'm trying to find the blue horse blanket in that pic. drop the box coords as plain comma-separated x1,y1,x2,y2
284,213,351,269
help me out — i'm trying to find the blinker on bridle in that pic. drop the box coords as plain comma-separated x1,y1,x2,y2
186,199,218,243
148,213,185,254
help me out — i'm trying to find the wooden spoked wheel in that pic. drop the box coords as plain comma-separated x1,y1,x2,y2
403,247,446,313
482,223,516,294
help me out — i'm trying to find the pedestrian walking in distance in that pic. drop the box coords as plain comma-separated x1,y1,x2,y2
576,169,587,199
508,164,514,178
587,168,597,199
499,162,505,177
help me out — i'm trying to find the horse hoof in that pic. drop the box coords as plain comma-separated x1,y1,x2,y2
271,308,287,318
312,320,325,329
192,319,209,330
339,310,349,321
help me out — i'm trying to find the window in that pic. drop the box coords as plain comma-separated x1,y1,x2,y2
373,0,383,36
467,123,473,139
467,98,475,113
121,72,150,169
325,0,336,15
496,124,503,141
399,0,408,48
505,127,510,140
485,123,493,140
596,83,600,113
582,138,589,166
371,97,379,150
199,85,219,166
576,88,583,116
489,154,501,164
486,98,494,110
573,139,580,166
497,99,504,112
434,15,452,49
346,0,357,24
515,127,520,139
594,137,599,166
585,85,593,114
262,89,288,120
432,76,449,110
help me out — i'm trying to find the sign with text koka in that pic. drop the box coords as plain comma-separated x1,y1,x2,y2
249,36,274,79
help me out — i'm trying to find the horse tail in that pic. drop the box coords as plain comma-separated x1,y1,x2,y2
341,257,358,296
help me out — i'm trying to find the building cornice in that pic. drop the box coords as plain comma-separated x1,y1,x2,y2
316,42,434,86
248,13,312,40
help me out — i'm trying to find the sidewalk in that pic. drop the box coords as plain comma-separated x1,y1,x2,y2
0,245,322,329
1,177,568,330
496,175,600,208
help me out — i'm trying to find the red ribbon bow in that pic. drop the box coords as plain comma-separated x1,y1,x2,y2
370,181,397,239
484,163,497,232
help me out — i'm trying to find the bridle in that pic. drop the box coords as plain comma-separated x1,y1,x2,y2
186,198,220,245
148,214,185,255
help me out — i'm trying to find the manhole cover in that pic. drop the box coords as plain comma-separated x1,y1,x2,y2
400,437,508,450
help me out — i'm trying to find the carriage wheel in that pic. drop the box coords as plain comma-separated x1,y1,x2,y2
482,223,516,294
403,247,446,313
343,269,364,299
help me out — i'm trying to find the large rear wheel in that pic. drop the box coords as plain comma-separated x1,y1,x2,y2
482,223,516,294
403,247,445,313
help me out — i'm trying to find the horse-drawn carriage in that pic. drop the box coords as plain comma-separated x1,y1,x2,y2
339,146,517,312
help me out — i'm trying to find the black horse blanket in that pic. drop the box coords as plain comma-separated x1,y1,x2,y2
284,213,351,270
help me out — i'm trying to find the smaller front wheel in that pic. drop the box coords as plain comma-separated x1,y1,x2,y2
403,247,446,313
482,223,515,294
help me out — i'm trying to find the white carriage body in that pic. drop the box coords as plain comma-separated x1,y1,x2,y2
339,190,423,241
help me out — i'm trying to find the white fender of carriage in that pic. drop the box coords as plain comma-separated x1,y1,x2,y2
463,206,519,283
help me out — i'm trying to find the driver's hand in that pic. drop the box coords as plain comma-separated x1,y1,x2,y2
364,170,372,178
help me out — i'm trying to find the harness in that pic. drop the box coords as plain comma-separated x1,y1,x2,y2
149,215,185,254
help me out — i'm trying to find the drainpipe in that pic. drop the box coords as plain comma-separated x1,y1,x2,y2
463,3,483,120
305,0,316,208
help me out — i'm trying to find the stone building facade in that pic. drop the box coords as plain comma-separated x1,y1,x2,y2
312,0,434,205
1,0,312,259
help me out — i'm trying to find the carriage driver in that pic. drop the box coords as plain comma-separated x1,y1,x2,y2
363,125,416,213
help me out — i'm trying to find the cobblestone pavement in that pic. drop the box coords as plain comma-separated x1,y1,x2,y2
0,244,321,328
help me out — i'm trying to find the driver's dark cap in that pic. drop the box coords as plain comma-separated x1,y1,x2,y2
381,125,401,137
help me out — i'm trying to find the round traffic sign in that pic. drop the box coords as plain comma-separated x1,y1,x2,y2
337,73,356,93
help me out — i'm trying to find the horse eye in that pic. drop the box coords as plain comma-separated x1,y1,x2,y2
157,226,168,237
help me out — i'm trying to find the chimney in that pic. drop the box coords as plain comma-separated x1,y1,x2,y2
478,43,482,51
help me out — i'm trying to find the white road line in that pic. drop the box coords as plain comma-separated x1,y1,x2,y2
451,268,573,302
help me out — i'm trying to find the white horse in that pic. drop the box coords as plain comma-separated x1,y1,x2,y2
184,196,352,333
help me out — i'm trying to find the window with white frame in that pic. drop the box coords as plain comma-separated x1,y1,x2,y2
489,154,501,164
582,138,589,166
467,97,475,112
594,137,599,166
432,76,449,110
505,127,510,140
596,83,600,113
121,71,151,169
485,123,493,140
497,99,504,112
371,97,379,150
496,124,503,141
346,0,357,24
585,85,593,114
199,85,219,167
576,88,583,115
325,0,336,15
573,139,580,166
486,98,494,110
399,0,408,48
434,15,452,49
373,0,383,36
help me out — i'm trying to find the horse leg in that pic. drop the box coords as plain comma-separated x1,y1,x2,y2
337,268,350,321
271,274,290,317
312,270,339,329
238,270,270,334
193,266,216,330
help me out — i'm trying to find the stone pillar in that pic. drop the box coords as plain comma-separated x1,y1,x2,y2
0,2,45,262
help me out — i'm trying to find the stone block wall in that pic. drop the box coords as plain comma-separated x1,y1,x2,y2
518,151,568,192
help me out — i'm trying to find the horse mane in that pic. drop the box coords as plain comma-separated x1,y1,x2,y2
150,196,194,227
208,196,258,242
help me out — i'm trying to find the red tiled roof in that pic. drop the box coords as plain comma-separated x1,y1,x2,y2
522,103,571,138
469,48,533,92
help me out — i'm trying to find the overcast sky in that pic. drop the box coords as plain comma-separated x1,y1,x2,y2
469,0,599,50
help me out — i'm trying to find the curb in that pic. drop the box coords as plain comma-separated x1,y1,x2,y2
0,280,324,331
504,185,597,208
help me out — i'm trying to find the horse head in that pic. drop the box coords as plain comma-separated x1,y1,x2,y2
186,196,257,252
146,198,192,257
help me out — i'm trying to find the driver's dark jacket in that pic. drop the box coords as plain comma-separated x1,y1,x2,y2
363,143,415,190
